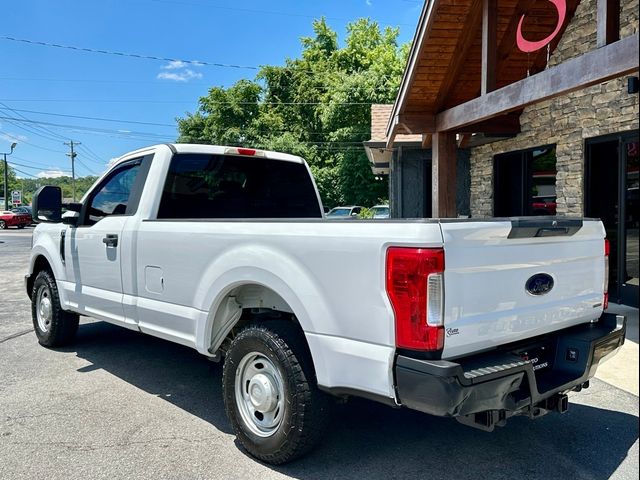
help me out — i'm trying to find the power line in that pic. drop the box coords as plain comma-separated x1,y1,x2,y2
0,36,403,86
75,159,100,176
0,116,170,140
9,108,176,128
0,35,258,70
0,124,68,154
8,156,54,169
0,102,71,143
0,98,384,106
7,161,43,171
1,102,69,139
8,166,39,179
2,115,373,140
75,145,106,165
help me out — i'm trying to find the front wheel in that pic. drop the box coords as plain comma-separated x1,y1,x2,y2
222,323,330,464
0,220,6,229
31,270,79,347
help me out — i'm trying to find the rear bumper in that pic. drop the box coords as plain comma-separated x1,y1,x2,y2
395,313,626,423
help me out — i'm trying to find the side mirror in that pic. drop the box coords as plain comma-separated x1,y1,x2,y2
32,186,62,223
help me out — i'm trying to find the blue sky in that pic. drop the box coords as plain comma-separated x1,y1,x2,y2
1,0,421,179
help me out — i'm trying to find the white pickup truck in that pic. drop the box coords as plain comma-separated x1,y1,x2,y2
26,143,626,464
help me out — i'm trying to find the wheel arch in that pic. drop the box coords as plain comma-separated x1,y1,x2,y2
200,277,331,388
27,255,53,297
204,280,307,345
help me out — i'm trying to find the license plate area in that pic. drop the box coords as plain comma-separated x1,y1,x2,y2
513,343,555,374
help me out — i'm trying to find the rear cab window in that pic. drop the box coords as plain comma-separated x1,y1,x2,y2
157,153,322,219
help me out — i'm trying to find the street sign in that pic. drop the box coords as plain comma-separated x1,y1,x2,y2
11,190,21,206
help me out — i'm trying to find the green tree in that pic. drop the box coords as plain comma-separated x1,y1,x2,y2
177,17,408,208
1,162,20,206
12,175,99,204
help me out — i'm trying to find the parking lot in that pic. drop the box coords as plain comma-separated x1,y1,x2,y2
1,228,638,480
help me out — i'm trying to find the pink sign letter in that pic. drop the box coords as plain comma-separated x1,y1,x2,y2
516,0,567,53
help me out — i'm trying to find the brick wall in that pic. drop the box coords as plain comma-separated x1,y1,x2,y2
469,0,639,218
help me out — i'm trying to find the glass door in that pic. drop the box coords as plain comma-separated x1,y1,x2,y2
621,137,639,306
586,133,639,308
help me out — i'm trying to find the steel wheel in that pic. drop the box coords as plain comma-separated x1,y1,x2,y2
35,284,53,333
31,269,79,347
234,351,285,438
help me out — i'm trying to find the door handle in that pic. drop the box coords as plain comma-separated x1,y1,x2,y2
102,234,118,248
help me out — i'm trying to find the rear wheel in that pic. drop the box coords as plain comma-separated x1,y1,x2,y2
31,270,79,347
17,224,25,229
222,322,330,464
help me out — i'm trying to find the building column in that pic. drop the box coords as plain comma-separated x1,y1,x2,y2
432,132,457,218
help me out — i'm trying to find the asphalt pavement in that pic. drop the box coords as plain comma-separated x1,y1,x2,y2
1,228,638,480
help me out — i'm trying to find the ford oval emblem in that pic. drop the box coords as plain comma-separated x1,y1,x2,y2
526,273,554,296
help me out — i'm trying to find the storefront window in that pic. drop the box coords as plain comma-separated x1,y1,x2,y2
625,140,639,291
585,133,639,307
493,145,557,217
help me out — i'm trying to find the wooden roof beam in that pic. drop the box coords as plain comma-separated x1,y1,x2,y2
456,114,522,134
457,134,472,148
432,0,484,113
495,0,537,74
395,113,437,134
481,0,497,95
436,34,639,132
385,0,439,141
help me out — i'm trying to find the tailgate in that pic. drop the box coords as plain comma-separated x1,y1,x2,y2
440,218,606,359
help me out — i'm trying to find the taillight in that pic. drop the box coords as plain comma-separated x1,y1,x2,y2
386,247,445,351
224,147,265,157
603,239,610,310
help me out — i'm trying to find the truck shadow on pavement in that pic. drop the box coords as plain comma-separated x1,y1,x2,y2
64,321,639,480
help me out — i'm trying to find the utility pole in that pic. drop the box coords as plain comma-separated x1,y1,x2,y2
64,140,80,202
2,142,17,211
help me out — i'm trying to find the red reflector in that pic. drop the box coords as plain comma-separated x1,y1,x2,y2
386,247,445,351
604,239,610,257
236,148,256,156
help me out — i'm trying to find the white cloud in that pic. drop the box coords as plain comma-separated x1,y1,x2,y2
162,60,188,70
366,0,372,5
0,131,28,143
158,59,203,82
37,170,70,178
157,69,203,82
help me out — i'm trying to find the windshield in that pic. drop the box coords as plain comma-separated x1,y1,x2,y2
327,208,351,217
373,206,389,217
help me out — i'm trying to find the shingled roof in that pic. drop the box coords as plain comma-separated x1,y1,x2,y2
369,104,422,144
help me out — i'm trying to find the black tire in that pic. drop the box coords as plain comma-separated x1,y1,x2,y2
222,322,331,464
17,224,25,229
31,269,79,347
0,220,6,229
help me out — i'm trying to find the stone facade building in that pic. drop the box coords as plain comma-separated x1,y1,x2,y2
470,0,639,218
367,0,638,306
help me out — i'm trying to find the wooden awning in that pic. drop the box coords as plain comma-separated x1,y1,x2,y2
387,0,639,145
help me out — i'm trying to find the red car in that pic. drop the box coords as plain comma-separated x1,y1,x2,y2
0,210,30,229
